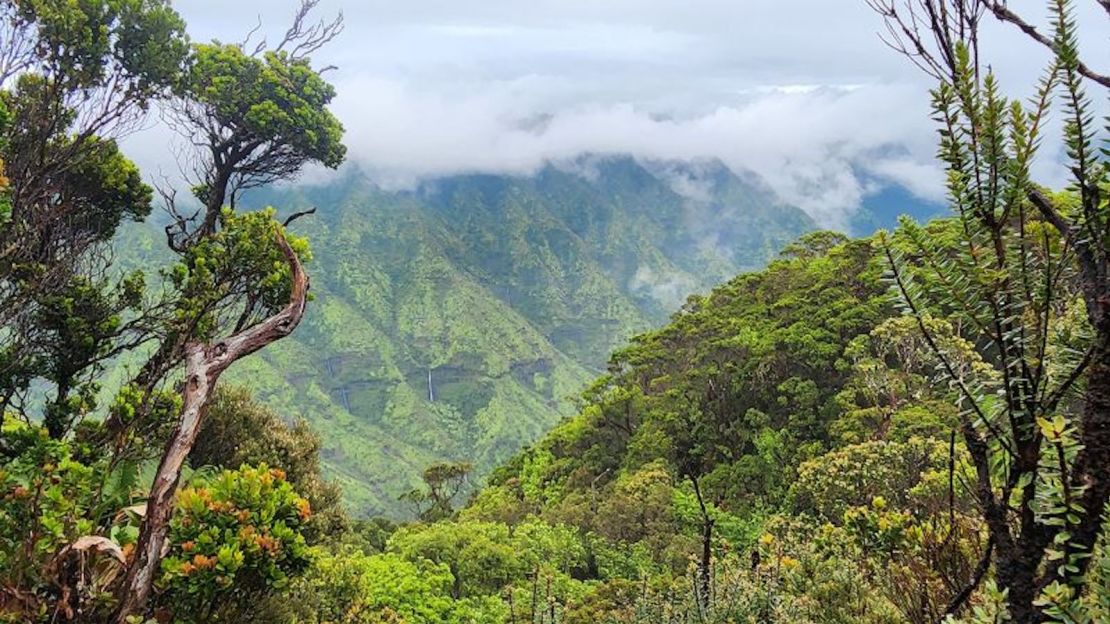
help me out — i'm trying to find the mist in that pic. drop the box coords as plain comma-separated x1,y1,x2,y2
121,0,1109,228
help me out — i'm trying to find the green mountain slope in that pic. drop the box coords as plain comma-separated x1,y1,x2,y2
126,156,816,517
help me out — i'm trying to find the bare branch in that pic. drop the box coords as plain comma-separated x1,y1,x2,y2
275,0,345,61
984,1,1110,89
282,206,317,226
240,14,266,55
0,5,36,87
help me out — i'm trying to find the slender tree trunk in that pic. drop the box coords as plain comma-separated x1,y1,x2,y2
1002,335,1110,621
689,476,714,611
44,376,72,439
698,516,713,607
995,552,1040,623
113,228,308,623
200,170,231,237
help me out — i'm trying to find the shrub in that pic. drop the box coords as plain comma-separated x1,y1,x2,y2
154,464,312,622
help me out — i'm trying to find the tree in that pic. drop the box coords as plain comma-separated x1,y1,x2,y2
832,316,975,444
400,461,474,522
0,0,189,441
162,0,345,247
866,0,1110,619
108,1,346,619
274,549,508,624
661,383,725,612
0,1,343,617
0,5,192,613
114,209,312,621
389,521,522,600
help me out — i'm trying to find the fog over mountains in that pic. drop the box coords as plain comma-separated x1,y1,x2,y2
116,0,1106,238
111,0,975,515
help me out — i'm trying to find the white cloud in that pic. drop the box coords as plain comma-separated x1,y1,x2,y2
865,157,948,203
120,0,1109,227
322,77,940,228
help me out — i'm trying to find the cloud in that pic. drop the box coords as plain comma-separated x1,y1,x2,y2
119,0,1109,229
325,76,941,228
629,265,699,310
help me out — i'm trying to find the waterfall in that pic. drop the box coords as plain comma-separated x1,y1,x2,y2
427,367,435,403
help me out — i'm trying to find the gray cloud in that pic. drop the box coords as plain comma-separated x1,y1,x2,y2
326,78,940,228
124,1,1109,227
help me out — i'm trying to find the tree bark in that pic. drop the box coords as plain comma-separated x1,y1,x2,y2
698,516,713,607
995,552,1041,623
1063,333,1110,582
690,476,714,612
200,169,232,238
44,376,73,439
1027,193,1110,593
112,227,308,623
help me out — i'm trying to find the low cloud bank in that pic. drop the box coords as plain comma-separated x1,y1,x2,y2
330,77,945,229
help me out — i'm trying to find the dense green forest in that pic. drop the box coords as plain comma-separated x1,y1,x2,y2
121,158,816,516
2,0,1110,623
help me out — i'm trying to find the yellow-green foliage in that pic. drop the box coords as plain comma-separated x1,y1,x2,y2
156,465,313,622
125,155,816,518
273,549,507,624
790,437,955,521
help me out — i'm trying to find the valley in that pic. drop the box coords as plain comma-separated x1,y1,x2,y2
224,156,817,516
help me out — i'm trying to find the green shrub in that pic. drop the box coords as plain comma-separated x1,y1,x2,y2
154,465,312,622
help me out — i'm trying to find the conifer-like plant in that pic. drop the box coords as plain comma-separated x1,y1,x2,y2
867,0,1109,620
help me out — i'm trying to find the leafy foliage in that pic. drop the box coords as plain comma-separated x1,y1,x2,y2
867,0,1110,619
399,461,473,522
273,549,507,624
0,0,187,443
0,0,345,620
0,419,143,621
120,156,817,517
166,208,310,340
155,465,313,622
190,385,346,541
184,43,345,175
4,0,1109,621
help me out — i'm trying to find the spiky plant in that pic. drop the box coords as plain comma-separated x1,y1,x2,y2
867,0,1109,620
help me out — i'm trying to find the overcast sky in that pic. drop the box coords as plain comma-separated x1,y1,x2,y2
127,1,1110,227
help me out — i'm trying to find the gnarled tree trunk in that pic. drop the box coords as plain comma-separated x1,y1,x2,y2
113,227,309,623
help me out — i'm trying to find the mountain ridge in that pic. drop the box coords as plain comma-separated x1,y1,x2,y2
123,155,821,516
